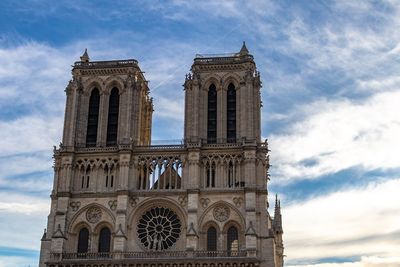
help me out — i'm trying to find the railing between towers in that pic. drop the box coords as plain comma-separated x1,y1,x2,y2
50,250,248,261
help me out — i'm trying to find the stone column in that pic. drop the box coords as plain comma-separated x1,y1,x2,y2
186,190,199,250
97,91,109,146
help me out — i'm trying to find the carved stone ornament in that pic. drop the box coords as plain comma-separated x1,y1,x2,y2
70,201,81,211
108,200,117,211
213,205,230,222
86,206,102,223
233,197,243,208
130,197,138,207
178,195,187,207
200,198,210,208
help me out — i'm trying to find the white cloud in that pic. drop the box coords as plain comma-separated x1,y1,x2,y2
0,116,62,156
0,192,49,251
283,178,400,263
287,256,400,267
0,255,39,267
270,90,400,181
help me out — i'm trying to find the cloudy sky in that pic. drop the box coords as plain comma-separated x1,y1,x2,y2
0,0,399,266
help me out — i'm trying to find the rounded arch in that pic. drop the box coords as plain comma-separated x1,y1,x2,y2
202,74,221,91
201,220,220,233
71,221,93,235
222,219,243,233
221,73,242,89
104,76,125,94
93,220,115,235
127,197,187,227
83,77,105,94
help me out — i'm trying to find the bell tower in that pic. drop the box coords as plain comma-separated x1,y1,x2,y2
184,42,261,144
62,49,152,149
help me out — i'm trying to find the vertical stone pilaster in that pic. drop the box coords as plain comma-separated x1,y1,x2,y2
119,153,131,190
187,191,199,250
114,194,128,252
118,83,129,144
221,87,227,142
217,85,223,142
98,92,109,146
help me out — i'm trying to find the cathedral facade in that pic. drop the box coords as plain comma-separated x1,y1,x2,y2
39,43,284,267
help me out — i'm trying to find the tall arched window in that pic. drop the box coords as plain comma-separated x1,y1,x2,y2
206,162,216,188
227,226,238,252
207,226,217,251
86,88,100,147
98,227,111,253
227,83,236,143
207,84,217,143
106,87,119,146
228,161,234,188
77,227,89,254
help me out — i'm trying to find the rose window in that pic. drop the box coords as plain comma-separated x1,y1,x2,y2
137,207,181,251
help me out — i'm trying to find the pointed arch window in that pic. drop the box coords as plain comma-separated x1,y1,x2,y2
77,227,89,254
207,226,217,251
227,226,238,252
98,227,111,253
82,166,90,189
227,83,236,143
86,88,100,147
106,87,119,146
228,161,234,188
206,162,216,188
207,84,217,143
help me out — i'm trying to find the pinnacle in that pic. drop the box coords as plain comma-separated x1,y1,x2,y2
80,48,90,62
239,41,249,55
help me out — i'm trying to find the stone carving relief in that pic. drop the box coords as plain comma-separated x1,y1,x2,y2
213,205,230,222
86,206,102,223
108,200,117,211
233,197,243,208
178,195,187,207
70,201,81,211
129,197,138,207
200,198,210,208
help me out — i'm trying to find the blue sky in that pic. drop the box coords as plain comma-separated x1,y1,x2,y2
0,1,400,266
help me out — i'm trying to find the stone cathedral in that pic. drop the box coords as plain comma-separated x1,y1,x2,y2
39,43,284,267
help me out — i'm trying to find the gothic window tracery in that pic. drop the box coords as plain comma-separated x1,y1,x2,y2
137,156,183,190
206,162,216,188
106,87,119,146
227,83,236,143
137,207,181,251
228,161,234,187
81,166,91,189
207,84,217,143
86,88,100,147
104,165,115,189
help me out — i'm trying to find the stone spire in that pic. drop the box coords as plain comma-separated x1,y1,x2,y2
80,48,90,62
273,194,283,234
239,41,249,55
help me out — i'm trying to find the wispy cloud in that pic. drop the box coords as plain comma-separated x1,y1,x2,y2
287,256,400,267
269,90,400,181
283,178,400,264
